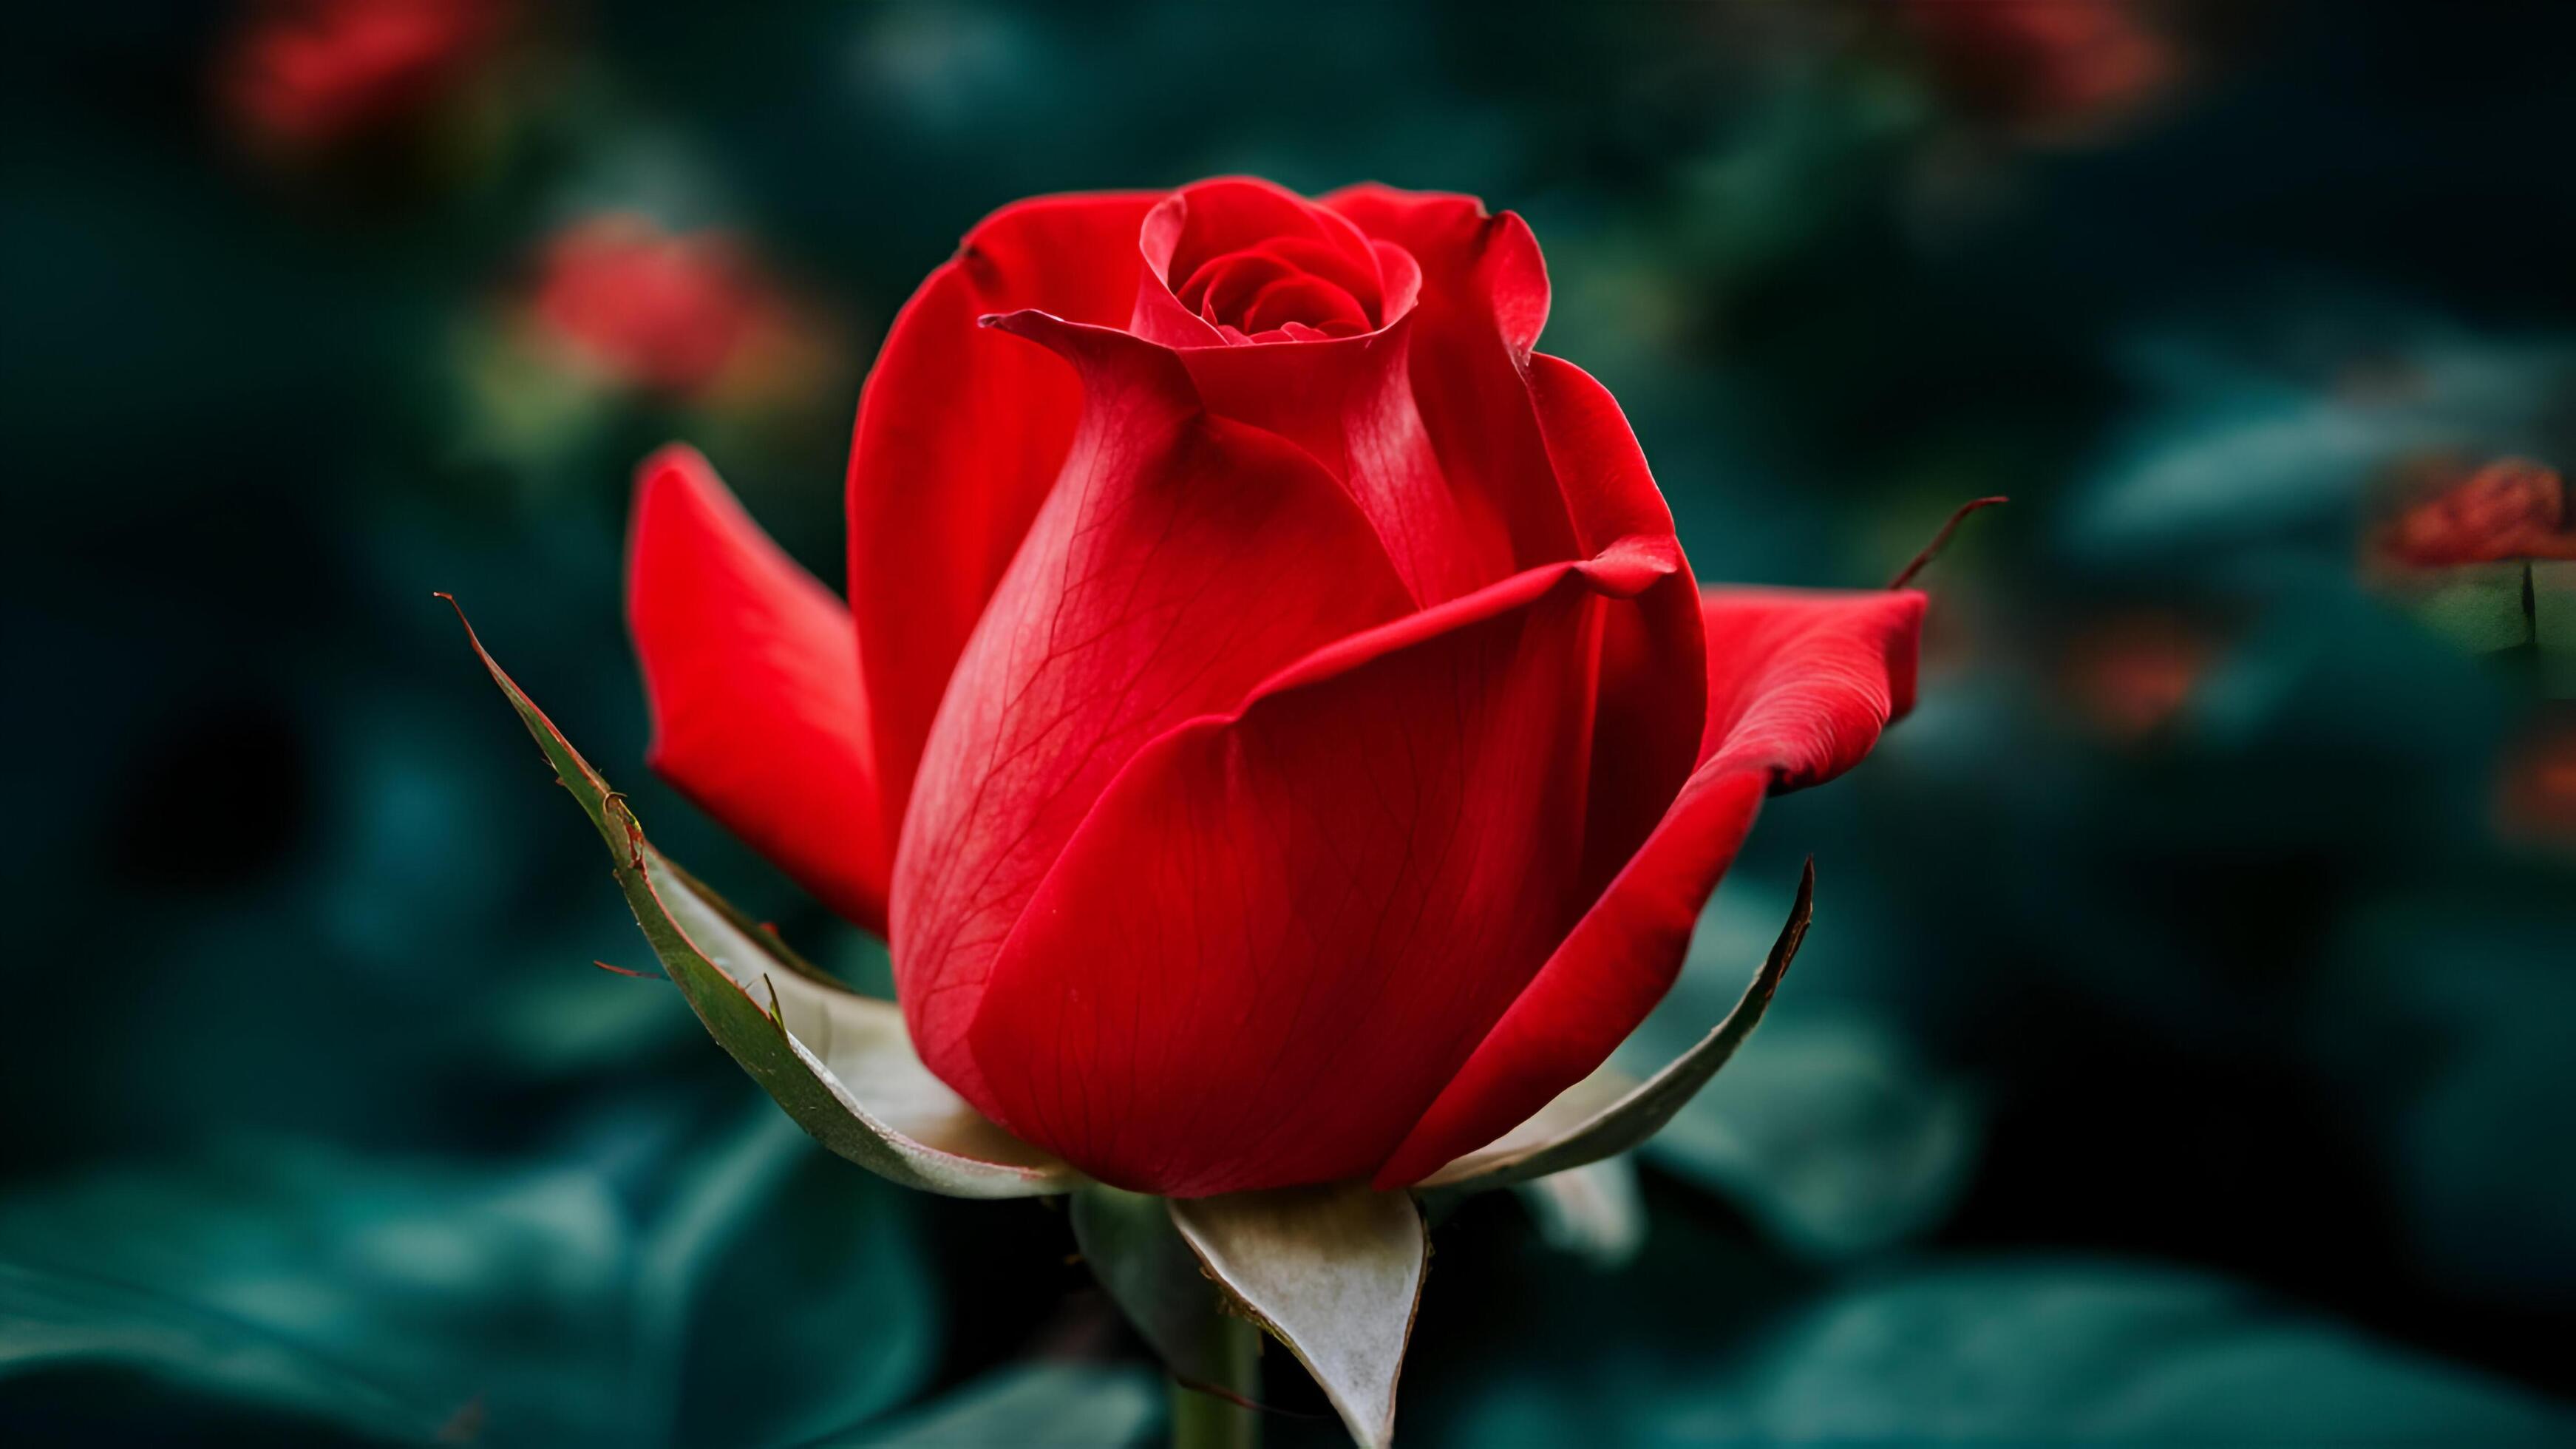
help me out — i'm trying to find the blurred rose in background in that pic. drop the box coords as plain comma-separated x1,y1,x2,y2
519,213,833,408
2498,708,2576,852
2058,611,2218,743
2376,457,2575,567
218,0,514,153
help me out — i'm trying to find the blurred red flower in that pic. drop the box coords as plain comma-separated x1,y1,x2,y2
1904,0,2180,136
2498,711,2576,852
522,214,816,404
218,0,509,150
2376,458,2576,569
2060,612,2213,743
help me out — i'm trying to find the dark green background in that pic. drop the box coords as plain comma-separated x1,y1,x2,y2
5,1,2574,1443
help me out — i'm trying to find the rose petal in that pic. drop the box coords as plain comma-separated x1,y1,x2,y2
1174,322,1509,605
962,539,1680,1197
1323,185,1577,573
1141,177,1387,322
628,445,888,930
1372,587,1925,1189
1525,351,1708,901
1238,273,1372,336
846,190,1162,850
891,314,1416,1107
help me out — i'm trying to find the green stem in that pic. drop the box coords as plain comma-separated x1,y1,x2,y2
1168,1309,1261,1449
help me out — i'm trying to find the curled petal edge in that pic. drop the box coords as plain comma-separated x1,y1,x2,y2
444,596,1081,1199
1415,859,1813,1197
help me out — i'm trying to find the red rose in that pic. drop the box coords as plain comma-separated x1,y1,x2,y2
626,179,1923,1197
523,214,809,402
2377,458,2576,568
219,0,509,151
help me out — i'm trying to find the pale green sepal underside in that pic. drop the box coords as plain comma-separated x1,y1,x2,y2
1417,860,1814,1197
1169,1184,1425,1449
446,598,1081,1199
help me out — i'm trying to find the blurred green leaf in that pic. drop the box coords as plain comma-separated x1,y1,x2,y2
2399,563,2534,654
2311,894,2576,1309
832,1361,1162,1447
2535,561,2576,696
1620,876,1977,1260
1635,1014,1979,1262
0,1110,940,1448
0,1141,630,1443
0,1259,426,1442
648,1110,940,1448
1441,1258,2574,1445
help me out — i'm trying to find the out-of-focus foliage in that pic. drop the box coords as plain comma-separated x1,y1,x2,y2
4,0,2572,1442
0,1110,938,1445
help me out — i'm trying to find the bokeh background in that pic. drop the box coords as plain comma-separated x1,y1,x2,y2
7,1,2575,1443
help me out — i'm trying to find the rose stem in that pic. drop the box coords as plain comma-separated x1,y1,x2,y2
1168,1310,1262,1449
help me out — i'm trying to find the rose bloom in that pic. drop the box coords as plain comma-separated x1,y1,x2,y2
627,180,1923,1197
2376,458,2576,568
524,214,812,403
219,0,509,150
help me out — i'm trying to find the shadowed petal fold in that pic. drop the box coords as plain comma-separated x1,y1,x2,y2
964,540,1682,1198
1524,351,1708,903
890,316,1418,1107
1322,184,1580,574
846,190,1163,849
627,445,888,931
1373,586,1926,1189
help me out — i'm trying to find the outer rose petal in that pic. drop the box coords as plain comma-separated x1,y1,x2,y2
1322,184,1580,574
627,445,888,930
1524,352,1708,903
1373,586,1926,1189
963,539,1682,1198
1174,322,1509,605
846,190,1162,852
1124,178,1508,604
891,316,1416,1105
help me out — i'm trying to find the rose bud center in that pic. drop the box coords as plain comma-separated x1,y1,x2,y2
1173,238,1380,340
1136,178,1421,347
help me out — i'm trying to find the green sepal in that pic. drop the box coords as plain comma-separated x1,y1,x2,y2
444,597,1080,1199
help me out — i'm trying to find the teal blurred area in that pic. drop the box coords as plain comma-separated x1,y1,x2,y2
4,0,2574,1442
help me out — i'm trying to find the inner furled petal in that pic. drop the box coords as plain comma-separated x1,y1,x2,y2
1135,178,1418,347
1179,237,1377,323
1371,240,1423,322
1239,274,1371,336
1177,250,1296,321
